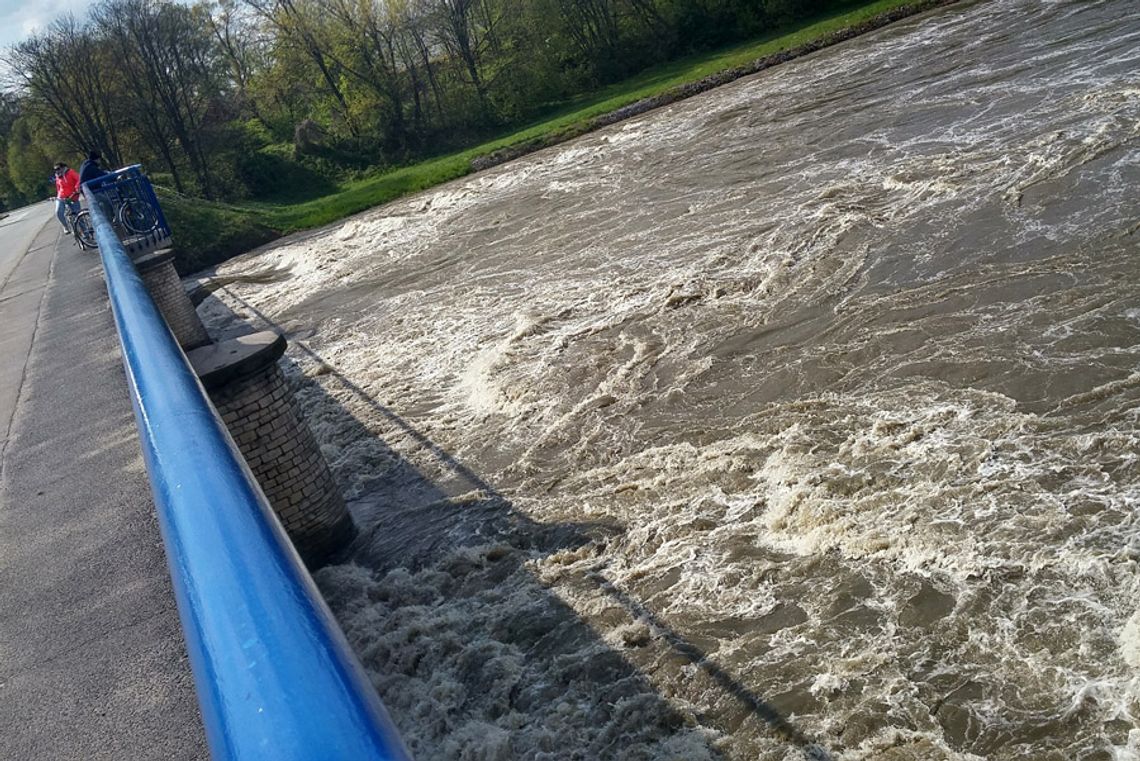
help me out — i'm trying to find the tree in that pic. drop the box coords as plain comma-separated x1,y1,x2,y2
242,0,360,136
94,0,228,197
428,0,492,117
207,0,267,119
5,116,53,200
320,0,410,151
5,16,125,163
0,93,31,209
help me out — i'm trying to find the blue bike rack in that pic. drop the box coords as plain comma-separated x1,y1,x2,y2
83,177,413,761
85,164,172,239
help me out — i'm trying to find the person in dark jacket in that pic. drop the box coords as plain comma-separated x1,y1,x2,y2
78,150,109,187
78,151,113,220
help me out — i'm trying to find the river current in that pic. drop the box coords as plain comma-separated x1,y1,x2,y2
200,0,1140,757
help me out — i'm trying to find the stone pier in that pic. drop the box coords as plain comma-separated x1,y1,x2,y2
187,331,355,566
134,249,209,350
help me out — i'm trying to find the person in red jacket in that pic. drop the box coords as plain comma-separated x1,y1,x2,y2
53,162,81,234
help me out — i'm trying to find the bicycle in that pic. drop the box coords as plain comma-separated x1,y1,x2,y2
103,178,160,235
67,184,159,251
64,203,97,250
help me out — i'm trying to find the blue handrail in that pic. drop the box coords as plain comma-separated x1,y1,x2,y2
83,178,413,761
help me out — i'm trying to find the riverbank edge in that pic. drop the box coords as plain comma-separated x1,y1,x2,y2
171,0,969,274
467,0,968,172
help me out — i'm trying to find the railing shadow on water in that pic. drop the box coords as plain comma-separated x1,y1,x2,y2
195,282,833,761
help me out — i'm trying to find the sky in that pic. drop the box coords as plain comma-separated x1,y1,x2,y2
0,0,89,52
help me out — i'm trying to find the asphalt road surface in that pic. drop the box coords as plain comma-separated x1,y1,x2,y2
0,202,205,760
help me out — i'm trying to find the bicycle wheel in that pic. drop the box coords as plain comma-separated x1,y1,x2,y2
118,198,159,234
73,211,98,250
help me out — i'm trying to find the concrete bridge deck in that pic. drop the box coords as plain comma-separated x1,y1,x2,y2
0,202,205,760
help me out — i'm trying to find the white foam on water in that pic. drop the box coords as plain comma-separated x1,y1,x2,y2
1120,612,1140,669
201,0,1140,757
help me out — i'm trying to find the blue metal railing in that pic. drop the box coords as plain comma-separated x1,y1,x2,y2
83,176,413,761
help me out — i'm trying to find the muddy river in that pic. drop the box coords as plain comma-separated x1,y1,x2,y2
200,0,1140,757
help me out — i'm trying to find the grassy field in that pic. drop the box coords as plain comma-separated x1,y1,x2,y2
166,0,949,273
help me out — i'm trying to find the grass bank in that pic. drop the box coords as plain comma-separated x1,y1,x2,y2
169,0,960,274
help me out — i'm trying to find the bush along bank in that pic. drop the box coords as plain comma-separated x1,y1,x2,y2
469,0,966,171
159,190,279,275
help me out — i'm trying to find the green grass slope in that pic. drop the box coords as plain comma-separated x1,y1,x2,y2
167,0,959,274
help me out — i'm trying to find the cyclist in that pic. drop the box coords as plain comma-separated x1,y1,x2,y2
53,162,81,235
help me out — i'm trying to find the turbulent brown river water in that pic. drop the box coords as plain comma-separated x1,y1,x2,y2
200,0,1140,757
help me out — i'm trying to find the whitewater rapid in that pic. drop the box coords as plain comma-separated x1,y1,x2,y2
199,0,1140,757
